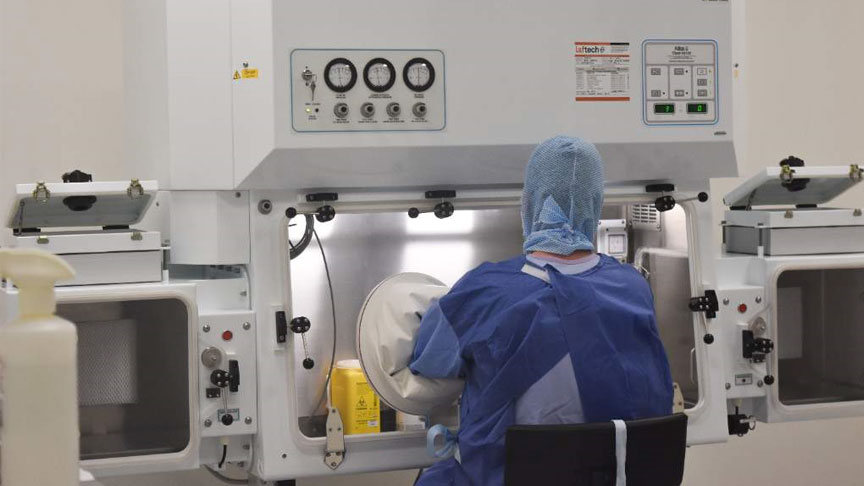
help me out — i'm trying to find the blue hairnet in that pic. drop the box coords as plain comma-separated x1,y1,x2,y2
522,136,605,255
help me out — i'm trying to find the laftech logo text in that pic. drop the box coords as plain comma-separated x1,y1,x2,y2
575,45,607,55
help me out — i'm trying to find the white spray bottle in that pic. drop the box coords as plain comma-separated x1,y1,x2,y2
0,248,78,486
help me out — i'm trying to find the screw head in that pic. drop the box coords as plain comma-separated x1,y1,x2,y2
203,324,211,333
245,416,253,425
204,419,212,427
757,380,764,388
243,322,252,331
755,296,763,304
722,298,730,306
725,383,731,390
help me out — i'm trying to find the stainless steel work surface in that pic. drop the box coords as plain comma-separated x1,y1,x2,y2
289,208,524,421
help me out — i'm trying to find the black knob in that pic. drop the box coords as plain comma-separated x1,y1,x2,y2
286,207,298,219
221,414,234,426
764,375,775,385
703,334,715,345
698,192,709,203
655,195,677,213
434,202,455,219
315,205,336,223
408,207,420,219
62,170,93,183
303,358,315,370
290,316,311,334
780,155,805,168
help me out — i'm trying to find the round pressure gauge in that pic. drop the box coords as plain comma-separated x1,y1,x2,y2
403,58,436,92
324,58,357,93
363,58,396,92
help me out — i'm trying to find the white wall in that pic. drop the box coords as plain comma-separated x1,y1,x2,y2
0,0,124,207
2,1,864,485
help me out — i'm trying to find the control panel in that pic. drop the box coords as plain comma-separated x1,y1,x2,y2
291,49,445,132
643,40,718,125
198,311,258,437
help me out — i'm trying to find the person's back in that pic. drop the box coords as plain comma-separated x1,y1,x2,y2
410,136,673,486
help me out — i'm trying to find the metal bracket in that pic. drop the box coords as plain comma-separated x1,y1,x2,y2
425,189,457,199
672,383,685,414
306,192,339,202
324,408,345,470
32,181,50,203
689,290,719,319
728,411,756,437
127,179,144,199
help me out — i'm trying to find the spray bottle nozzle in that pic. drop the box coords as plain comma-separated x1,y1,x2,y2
0,249,75,317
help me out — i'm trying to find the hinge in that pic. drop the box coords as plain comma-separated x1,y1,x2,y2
689,290,719,319
324,408,345,470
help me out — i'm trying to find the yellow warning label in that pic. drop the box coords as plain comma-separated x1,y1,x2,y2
233,70,241,80
241,68,259,79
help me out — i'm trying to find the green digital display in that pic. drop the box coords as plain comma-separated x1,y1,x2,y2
654,103,675,115
688,103,709,114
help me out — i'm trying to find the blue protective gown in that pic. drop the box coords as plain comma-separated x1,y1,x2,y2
410,254,673,486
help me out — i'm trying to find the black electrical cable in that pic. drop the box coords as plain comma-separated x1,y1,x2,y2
414,468,424,485
218,444,228,469
311,227,338,416
289,214,316,260
204,465,249,485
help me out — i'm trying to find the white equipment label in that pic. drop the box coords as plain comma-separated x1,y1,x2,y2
574,42,630,101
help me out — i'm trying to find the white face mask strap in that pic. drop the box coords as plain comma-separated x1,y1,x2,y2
612,419,627,486
520,263,550,283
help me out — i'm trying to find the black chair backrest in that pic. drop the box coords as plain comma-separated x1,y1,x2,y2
505,413,688,486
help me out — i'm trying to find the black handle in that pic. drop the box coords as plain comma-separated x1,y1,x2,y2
229,360,240,393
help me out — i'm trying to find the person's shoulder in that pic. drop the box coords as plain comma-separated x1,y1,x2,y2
449,256,531,292
596,255,650,286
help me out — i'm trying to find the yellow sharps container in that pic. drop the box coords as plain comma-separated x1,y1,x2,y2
330,359,380,434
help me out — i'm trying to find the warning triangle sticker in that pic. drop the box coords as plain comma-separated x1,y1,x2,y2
233,70,241,80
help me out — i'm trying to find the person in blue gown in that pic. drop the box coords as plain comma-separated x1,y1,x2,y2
410,136,673,486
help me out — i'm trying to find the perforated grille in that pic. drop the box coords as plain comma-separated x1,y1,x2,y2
78,319,139,406
630,204,661,231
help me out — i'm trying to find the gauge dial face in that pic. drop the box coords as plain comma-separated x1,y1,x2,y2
324,58,357,93
403,58,436,92
363,58,396,92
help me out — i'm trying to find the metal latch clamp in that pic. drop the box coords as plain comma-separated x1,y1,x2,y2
324,408,345,470
742,330,774,363
32,181,51,203
689,290,719,319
